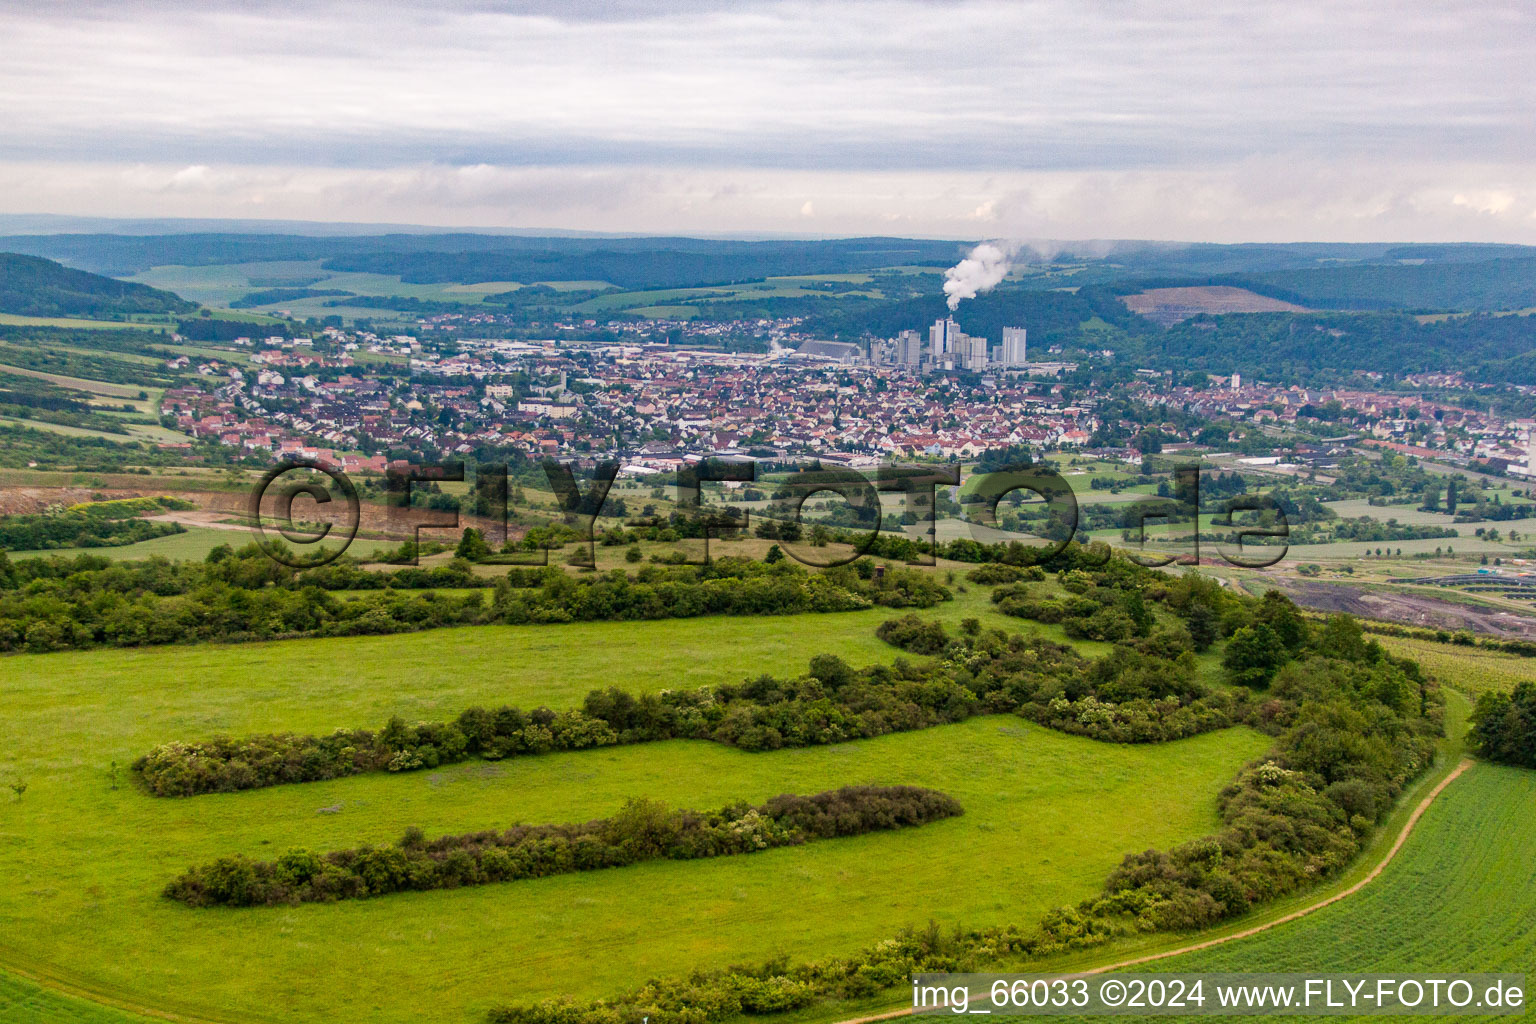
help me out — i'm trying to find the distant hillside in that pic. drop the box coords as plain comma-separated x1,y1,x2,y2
1138,310,1536,383
0,253,196,318
1235,257,1536,312
0,232,969,280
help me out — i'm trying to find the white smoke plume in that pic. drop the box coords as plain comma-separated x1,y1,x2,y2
942,242,1015,310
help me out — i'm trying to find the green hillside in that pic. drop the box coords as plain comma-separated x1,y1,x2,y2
0,253,195,319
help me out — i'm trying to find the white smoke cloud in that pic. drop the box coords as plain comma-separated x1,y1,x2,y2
942,241,1014,310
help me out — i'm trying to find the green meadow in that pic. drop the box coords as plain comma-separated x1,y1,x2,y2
5,527,399,564
1,586,1520,1024
0,597,1268,1024
1080,760,1536,1024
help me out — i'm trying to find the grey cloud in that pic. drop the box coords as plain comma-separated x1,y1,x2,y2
0,0,1532,238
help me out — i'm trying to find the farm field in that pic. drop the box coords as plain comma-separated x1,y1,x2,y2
0,313,169,331
1376,635,1536,700
0,417,183,445
125,259,904,319
1121,286,1312,324
0,604,1270,1024
1110,760,1536,1016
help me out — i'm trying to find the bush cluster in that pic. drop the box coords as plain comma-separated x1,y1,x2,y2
164,786,961,907
879,596,1240,745
964,563,1045,585
1469,680,1536,767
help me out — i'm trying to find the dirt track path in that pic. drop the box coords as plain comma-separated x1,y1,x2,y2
836,757,1475,1024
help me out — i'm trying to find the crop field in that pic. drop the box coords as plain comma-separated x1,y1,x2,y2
0,600,1270,1024
1376,636,1536,700
1129,760,1536,997
0,314,166,331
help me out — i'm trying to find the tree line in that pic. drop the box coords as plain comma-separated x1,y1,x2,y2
0,496,192,551
162,786,961,908
0,547,947,654
1469,681,1536,768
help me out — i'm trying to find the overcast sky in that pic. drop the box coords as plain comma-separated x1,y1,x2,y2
1,0,1532,240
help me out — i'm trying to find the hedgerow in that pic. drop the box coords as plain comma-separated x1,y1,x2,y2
0,548,947,653
133,650,985,796
163,786,962,907
0,495,194,551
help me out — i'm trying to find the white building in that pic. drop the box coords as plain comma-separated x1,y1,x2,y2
1001,326,1028,367
930,317,986,371
929,318,958,361
961,332,989,372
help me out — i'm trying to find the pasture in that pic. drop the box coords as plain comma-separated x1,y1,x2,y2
0,601,1268,1024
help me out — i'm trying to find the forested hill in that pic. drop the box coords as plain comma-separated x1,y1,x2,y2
0,253,196,318
1234,256,1536,312
1137,310,1536,383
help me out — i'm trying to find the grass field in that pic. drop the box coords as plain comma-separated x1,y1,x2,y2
0,571,1511,1024
1119,760,1536,1017
7,526,253,562
0,362,150,401
0,598,1270,1024
0,416,183,445
0,973,143,1024
6,526,400,564
0,417,139,441
0,314,169,331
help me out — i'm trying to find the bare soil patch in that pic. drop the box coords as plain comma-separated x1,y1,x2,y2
1262,576,1536,638
1123,286,1311,326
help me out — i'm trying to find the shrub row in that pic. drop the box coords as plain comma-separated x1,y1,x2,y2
0,548,948,653
133,651,983,796
1360,618,1536,659
163,786,962,907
